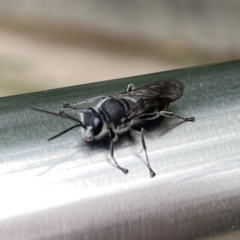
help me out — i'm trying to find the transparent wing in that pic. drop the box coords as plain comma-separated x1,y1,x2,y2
116,80,185,101
116,80,185,120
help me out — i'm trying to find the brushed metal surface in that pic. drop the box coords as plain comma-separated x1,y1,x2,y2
1,61,240,240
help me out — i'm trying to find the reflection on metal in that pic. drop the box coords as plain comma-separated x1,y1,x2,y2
1,60,240,240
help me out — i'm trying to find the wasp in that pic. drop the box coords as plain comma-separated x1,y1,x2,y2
31,80,195,177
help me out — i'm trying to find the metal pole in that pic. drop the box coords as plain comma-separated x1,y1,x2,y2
1,60,240,240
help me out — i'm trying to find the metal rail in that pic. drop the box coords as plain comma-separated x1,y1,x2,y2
1,60,240,240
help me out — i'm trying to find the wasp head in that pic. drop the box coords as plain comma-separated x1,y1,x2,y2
80,108,103,142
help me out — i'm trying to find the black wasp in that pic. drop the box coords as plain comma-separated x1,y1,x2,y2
31,80,195,177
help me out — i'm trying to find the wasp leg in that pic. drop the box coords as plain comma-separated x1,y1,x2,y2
140,128,156,177
131,127,156,177
127,83,136,92
109,131,129,174
160,111,195,122
61,96,106,109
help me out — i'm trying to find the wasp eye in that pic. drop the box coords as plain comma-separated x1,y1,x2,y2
93,116,102,135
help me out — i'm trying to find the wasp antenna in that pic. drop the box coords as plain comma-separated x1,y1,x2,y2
30,107,64,118
30,107,86,128
48,124,82,141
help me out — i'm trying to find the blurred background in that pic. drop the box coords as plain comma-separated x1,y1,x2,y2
0,0,240,96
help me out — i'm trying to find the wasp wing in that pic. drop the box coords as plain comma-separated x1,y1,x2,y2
115,80,185,120
116,80,184,101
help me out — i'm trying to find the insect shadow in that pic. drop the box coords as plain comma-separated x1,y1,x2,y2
31,80,195,177
34,113,189,177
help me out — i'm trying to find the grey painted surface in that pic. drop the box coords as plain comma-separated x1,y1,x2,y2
0,0,240,50
1,61,240,239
